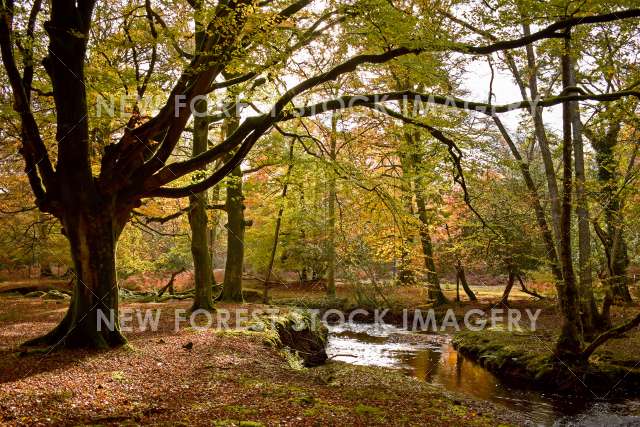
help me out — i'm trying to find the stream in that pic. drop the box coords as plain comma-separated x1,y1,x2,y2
326,322,640,426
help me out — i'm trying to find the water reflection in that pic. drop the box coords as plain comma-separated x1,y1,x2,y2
326,322,640,426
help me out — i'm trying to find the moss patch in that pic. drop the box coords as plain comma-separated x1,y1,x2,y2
453,329,640,395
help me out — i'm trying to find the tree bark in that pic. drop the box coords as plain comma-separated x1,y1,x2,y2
416,188,447,305
522,22,562,246
220,117,245,302
455,260,476,301
263,142,295,303
493,117,563,283
398,136,416,286
500,270,516,307
555,42,584,358
189,97,215,311
411,145,447,305
25,209,127,348
567,43,598,334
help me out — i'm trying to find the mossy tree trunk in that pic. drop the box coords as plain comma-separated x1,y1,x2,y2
189,97,215,311
397,127,416,286
26,207,128,348
221,116,245,302
555,43,584,358
416,193,447,305
408,132,447,305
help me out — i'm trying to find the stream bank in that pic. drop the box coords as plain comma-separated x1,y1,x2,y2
452,328,640,396
326,321,640,426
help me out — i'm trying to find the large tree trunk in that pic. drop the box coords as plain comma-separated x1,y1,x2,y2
25,209,127,349
410,138,447,305
221,161,245,302
555,44,584,358
397,120,417,285
220,114,245,302
189,97,215,311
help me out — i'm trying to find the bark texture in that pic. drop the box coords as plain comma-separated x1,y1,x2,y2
189,98,215,311
221,117,245,302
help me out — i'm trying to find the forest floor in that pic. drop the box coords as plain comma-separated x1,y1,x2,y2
0,291,520,426
1,279,639,425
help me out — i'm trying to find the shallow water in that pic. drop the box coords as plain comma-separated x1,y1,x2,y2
326,322,640,426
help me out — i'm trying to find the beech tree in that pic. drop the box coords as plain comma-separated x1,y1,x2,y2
1,0,639,356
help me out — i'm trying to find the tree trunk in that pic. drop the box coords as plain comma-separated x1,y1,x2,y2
456,260,476,301
522,22,562,245
219,114,245,302
397,131,416,285
493,117,563,283
209,184,221,275
263,142,295,303
189,97,215,311
410,139,447,305
221,159,245,302
500,270,516,307
326,113,338,298
555,44,584,358
416,192,447,305
566,46,599,334
24,210,127,349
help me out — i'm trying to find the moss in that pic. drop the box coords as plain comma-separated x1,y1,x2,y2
354,403,384,417
213,420,264,427
250,309,328,367
110,370,127,382
453,330,640,395
223,405,258,416
301,401,348,417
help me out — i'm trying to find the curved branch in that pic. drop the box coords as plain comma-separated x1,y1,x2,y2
0,2,57,207
582,313,640,360
122,8,640,199
455,9,640,55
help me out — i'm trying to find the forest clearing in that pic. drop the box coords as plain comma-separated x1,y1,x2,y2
1,0,640,425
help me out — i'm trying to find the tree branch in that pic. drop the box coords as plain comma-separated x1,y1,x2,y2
582,313,640,360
